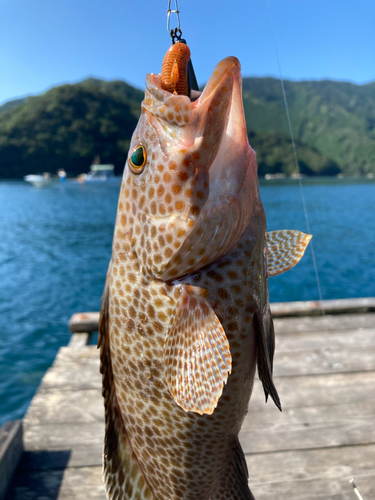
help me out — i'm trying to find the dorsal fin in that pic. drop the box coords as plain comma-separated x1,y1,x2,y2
266,229,312,276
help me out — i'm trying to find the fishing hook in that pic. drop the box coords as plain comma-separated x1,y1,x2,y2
167,0,183,43
166,0,199,92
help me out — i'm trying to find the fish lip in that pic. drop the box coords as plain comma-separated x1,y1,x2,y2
192,56,241,107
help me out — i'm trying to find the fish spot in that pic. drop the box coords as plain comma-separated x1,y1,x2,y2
207,270,224,282
163,173,171,182
154,254,162,264
178,171,188,182
172,184,181,194
217,288,229,299
139,195,145,209
165,247,173,258
128,273,136,284
153,321,163,333
148,187,155,199
165,193,172,203
228,270,238,280
191,205,200,215
167,112,173,120
175,200,184,211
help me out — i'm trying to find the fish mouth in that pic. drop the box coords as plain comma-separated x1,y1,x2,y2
150,58,257,281
144,56,243,131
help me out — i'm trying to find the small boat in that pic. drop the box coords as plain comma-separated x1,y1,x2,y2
24,172,56,188
77,164,121,184
265,173,286,180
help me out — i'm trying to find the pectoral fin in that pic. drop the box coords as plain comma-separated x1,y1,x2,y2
266,229,312,277
165,286,232,415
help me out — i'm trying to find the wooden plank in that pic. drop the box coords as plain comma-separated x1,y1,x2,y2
22,422,104,452
0,420,23,500
240,399,375,453
246,443,375,500
250,474,375,500
249,371,375,410
274,313,375,333
39,348,100,391
24,389,103,426
275,327,375,352
68,333,93,348
273,346,375,377
19,446,103,470
7,465,105,500
69,312,100,333
66,300,375,335
271,297,375,316
39,366,101,391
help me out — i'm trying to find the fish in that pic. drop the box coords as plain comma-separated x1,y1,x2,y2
98,42,311,500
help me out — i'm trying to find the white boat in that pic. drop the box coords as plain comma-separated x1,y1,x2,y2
78,164,121,184
24,173,56,188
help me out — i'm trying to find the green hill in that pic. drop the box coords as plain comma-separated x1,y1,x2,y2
0,76,373,178
0,79,143,178
242,78,375,176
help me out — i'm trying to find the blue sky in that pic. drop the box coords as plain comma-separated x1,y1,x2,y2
1,0,374,104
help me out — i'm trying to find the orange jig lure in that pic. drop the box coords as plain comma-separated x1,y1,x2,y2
161,42,191,96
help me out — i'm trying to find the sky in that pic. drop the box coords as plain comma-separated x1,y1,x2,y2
0,0,374,105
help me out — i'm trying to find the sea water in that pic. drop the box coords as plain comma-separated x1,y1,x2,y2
0,178,374,425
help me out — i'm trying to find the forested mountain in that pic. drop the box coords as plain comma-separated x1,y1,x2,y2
242,78,375,176
0,76,373,178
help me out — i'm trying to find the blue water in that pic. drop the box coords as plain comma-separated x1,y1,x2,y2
0,178,374,425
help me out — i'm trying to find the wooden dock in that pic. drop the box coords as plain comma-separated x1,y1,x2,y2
2,298,375,499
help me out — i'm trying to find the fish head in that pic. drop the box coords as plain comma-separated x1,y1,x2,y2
116,56,260,280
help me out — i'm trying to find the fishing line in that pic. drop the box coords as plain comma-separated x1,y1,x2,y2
265,0,325,310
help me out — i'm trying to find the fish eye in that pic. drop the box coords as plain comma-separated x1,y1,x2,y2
129,144,147,174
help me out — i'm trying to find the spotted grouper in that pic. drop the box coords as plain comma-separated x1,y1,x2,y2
98,42,311,500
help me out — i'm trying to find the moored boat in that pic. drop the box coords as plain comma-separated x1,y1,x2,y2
77,164,121,184
24,173,56,188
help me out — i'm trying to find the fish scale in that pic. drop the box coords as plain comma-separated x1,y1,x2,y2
99,47,311,500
